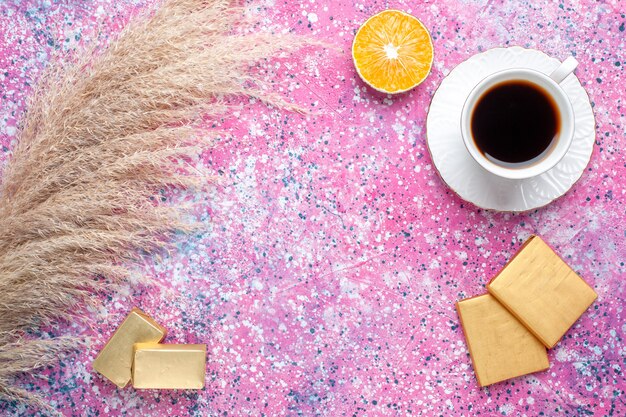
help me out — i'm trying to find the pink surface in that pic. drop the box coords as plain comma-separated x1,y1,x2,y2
1,0,625,416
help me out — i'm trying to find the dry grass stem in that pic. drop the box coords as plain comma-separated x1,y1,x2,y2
0,0,307,410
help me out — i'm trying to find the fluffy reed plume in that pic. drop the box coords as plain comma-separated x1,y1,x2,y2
0,0,305,409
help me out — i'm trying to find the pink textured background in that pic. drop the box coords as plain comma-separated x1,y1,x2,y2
1,0,625,416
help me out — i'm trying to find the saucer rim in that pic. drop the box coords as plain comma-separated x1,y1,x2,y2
426,46,595,213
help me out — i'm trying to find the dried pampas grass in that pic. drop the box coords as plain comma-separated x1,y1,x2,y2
0,0,306,409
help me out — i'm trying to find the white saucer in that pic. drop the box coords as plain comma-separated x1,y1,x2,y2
426,46,595,212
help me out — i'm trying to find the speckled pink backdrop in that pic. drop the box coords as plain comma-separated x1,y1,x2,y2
1,0,625,416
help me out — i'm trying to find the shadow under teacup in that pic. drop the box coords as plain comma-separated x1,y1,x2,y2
460,57,578,180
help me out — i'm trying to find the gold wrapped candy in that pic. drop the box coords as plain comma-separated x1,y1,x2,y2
132,343,206,389
457,235,597,386
456,294,549,386
93,307,167,388
487,235,598,348
92,308,206,390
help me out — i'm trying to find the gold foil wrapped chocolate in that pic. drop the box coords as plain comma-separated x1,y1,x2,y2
93,308,166,388
132,343,206,389
487,235,598,348
456,294,549,387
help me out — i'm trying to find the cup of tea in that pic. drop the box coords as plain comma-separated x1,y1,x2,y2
460,56,578,180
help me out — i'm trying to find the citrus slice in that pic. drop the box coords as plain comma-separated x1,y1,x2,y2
352,10,434,94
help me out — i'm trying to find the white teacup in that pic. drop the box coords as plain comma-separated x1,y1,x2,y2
460,56,578,180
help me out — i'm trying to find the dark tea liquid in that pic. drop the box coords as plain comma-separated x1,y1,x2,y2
470,80,560,167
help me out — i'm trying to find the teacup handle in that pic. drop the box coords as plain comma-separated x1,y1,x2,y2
549,56,579,84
